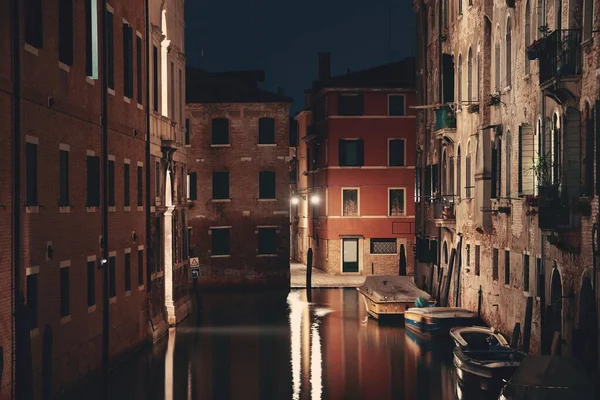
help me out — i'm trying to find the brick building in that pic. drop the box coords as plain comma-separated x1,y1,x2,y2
292,54,417,276
414,0,599,370
186,69,292,287
0,0,190,397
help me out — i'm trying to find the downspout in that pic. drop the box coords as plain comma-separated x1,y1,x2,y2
11,0,21,396
144,0,152,293
100,0,110,391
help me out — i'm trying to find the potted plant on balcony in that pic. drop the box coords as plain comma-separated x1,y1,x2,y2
486,93,501,107
531,151,559,202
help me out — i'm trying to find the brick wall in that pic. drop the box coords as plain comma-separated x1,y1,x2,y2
187,102,291,288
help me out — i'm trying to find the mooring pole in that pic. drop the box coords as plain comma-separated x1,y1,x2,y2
306,248,313,302
477,285,483,318
522,296,533,353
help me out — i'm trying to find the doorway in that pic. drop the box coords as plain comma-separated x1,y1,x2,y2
575,277,597,371
399,244,407,275
342,238,359,273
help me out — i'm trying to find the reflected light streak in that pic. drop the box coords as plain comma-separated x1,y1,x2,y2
288,292,305,400
165,328,176,400
310,321,323,400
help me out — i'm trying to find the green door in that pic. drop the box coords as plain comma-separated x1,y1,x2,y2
342,238,359,273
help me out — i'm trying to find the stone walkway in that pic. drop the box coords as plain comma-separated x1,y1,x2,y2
290,262,366,288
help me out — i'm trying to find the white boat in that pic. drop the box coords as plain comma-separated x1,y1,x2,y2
356,276,431,319
404,307,479,336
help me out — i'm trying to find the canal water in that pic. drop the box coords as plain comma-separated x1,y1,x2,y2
61,288,496,400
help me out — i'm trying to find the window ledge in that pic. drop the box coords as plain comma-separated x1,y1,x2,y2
341,215,361,218
108,88,116,96
108,206,116,212
124,206,131,212
86,206,97,212
137,103,143,110
88,305,97,313
86,77,96,86
109,297,117,304
137,206,144,211
185,144,191,148
258,143,277,147
26,206,39,214
386,166,408,168
124,290,131,297
24,43,39,56
59,206,71,213
211,199,231,203
211,255,231,258
124,96,131,104
257,254,277,258
369,253,398,256
211,144,231,148
258,198,277,202
138,285,145,292
30,328,40,338
58,62,71,72
60,315,72,325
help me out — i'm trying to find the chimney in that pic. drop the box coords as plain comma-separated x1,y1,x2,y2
318,52,331,81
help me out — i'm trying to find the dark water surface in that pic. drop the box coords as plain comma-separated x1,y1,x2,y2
61,288,494,400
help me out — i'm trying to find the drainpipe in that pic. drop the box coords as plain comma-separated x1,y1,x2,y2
11,0,21,396
100,0,110,392
144,0,152,293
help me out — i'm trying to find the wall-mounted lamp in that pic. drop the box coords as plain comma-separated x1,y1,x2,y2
132,231,138,242
290,196,300,205
310,194,320,205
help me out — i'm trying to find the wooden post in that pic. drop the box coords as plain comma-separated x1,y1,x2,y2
442,248,456,307
307,248,313,302
510,322,521,349
551,332,562,355
522,296,533,353
477,285,483,318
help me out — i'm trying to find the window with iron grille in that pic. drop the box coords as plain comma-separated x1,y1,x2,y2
475,245,481,276
342,189,359,216
370,239,397,254
492,248,499,281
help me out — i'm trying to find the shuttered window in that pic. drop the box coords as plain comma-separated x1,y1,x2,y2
60,266,70,317
25,0,43,49
259,171,276,199
518,125,535,196
137,165,143,206
388,95,406,116
212,172,229,199
338,94,363,116
212,118,229,145
138,250,144,286
58,0,74,66
257,228,277,255
109,256,116,298
153,46,159,112
339,139,364,166
123,22,134,98
87,260,96,307
492,248,499,281
85,0,99,78
59,150,69,206
211,228,231,256
27,273,39,329
188,172,197,200
87,156,100,207
107,10,114,89
124,163,130,207
258,118,275,144
26,143,38,206
389,139,405,166
108,160,115,206
185,119,190,145
124,253,131,292
136,35,142,103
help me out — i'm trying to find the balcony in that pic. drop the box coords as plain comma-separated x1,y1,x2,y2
432,196,456,228
538,29,582,89
434,106,456,141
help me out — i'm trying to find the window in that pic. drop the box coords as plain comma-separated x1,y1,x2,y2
258,227,277,255
505,131,512,197
342,189,359,216
338,94,363,116
212,118,229,145
443,0,448,28
58,0,74,66
466,244,470,267
188,172,197,200
523,254,530,291
211,228,230,256
525,1,531,75
122,22,133,98
370,239,397,254
506,18,512,87
474,245,481,276
137,165,143,206
109,255,116,298
27,272,38,329
259,118,276,144
456,146,462,199
495,42,501,91
583,0,593,41
492,135,502,198
504,250,510,284
155,162,161,198
476,52,480,101
179,69,183,124
153,46,159,112
465,154,472,198
107,10,114,89
26,142,38,206
136,35,142,103
170,61,175,118
209,171,229,201
124,163,130,207
259,171,276,199
85,0,99,78
457,54,462,104
108,159,115,206
518,125,535,195
25,0,43,49
467,48,472,102
185,119,190,145
339,139,364,166
388,95,406,116
458,0,462,15
60,265,70,317
87,155,100,206
138,250,144,286
389,189,405,216
124,252,131,292
584,105,594,196
87,260,95,307
389,139,405,166
492,248,499,281
59,149,69,206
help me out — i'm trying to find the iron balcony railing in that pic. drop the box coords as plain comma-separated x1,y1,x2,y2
435,106,456,131
538,29,582,86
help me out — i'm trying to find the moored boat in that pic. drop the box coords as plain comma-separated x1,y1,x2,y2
450,326,527,392
356,276,431,319
404,307,479,337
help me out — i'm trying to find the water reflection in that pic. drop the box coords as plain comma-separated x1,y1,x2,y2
60,288,496,400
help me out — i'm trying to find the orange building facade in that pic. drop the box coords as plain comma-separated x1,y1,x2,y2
292,55,417,276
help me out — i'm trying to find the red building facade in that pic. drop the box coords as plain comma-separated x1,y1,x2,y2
294,55,417,276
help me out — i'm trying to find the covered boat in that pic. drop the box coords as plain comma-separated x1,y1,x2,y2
450,326,527,391
498,356,595,400
404,307,479,337
357,276,431,319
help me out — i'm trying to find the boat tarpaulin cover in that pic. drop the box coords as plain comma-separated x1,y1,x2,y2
360,276,431,303
502,356,594,400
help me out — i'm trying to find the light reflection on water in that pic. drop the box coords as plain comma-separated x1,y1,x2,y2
59,288,493,400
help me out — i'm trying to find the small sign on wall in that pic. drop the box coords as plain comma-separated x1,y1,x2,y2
190,257,200,279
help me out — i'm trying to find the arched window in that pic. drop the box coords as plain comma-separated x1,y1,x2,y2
555,0,562,31
458,54,462,104
584,102,594,195
505,130,512,197
495,39,501,91
583,0,593,41
466,142,472,198
458,0,463,15
552,113,561,185
467,47,473,102
457,146,462,200
506,17,512,87
444,0,449,28
476,50,481,101
442,150,448,197
492,135,502,198
537,0,544,39
525,1,531,75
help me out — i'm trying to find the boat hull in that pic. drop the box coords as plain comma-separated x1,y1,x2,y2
404,312,478,337
453,349,524,391
357,289,412,319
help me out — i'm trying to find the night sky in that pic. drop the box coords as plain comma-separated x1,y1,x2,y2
185,0,416,113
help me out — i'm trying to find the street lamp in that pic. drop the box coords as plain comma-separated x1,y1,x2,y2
290,196,300,206
310,194,320,205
